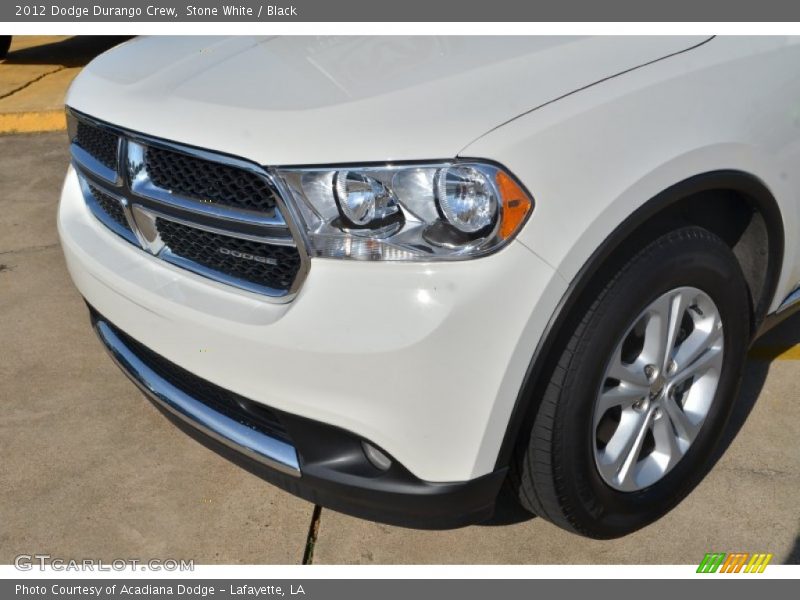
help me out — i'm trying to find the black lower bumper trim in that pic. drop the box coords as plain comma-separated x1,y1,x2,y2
88,306,506,529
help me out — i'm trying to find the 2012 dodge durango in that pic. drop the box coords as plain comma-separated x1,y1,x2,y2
58,35,800,538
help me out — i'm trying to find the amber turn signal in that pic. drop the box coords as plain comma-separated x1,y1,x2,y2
496,171,533,240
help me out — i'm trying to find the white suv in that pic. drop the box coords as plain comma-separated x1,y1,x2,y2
58,36,800,538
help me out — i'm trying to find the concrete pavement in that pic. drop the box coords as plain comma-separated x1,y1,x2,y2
0,36,129,133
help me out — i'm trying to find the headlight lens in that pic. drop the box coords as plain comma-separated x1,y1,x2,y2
275,161,532,261
334,171,399,226
435,166,497,233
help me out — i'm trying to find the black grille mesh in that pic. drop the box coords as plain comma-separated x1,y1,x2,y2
75,121,119,171
89,185,130,231
156,219,301,291
145,146,279,214
101,317,291,444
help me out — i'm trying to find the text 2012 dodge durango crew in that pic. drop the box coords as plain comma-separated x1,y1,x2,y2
58,36,800,538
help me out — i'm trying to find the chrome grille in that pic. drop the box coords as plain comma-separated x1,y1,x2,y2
156,218,302,291
88,184,129,231
67,108,308,300
75,121,119,171
144,146,279,214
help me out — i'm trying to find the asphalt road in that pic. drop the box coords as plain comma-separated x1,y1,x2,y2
1,132,798,564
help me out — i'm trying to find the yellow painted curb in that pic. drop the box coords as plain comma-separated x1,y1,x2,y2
0,110,66,134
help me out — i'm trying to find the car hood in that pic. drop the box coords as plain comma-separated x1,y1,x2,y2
67,36,709,166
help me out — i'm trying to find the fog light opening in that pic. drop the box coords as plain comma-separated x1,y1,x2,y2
362,441,392,471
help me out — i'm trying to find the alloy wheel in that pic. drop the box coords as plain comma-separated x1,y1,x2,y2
593,286,725,492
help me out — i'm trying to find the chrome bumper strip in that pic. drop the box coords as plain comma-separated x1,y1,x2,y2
70,142,121,186
94,319,301,477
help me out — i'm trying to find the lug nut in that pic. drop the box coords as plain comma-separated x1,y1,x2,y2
644,364,656,380
668,360,677,374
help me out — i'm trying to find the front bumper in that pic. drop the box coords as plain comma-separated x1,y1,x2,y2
59,164,566,526
91,311,506,528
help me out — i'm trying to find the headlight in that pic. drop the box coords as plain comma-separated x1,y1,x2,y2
435,166,497,233
275,161,533,261
334,171,399,226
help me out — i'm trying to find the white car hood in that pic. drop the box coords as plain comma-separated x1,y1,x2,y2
67,36,709,166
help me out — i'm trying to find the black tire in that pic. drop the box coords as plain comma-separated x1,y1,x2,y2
0,36,11,60
510,226,751,538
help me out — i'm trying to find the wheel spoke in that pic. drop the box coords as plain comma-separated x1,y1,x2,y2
594,382,648,427
599,408,653,489
662,290,691,371
672,343,723,386
641,290,691,372
606,348,650,388
651,411,684,470
641,295,669,368
618,409,654,488
661,393,700,443
672,313,723,378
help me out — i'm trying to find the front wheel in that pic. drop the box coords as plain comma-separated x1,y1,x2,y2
510,226,751,538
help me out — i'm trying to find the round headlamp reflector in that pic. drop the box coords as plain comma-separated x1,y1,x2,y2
435,166,497,233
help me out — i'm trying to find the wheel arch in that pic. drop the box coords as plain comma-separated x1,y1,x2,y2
495,169,784,470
